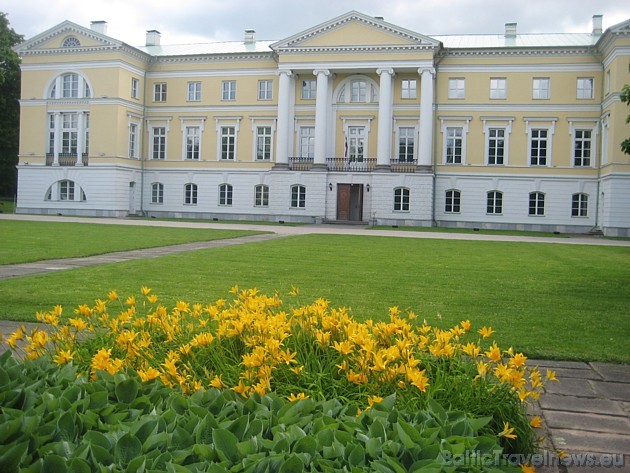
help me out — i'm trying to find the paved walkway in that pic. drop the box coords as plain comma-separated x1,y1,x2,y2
1,214,629,471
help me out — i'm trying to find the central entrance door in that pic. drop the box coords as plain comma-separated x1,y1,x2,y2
336,184,364,222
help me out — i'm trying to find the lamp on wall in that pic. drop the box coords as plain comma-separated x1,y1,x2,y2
366,184,370,192
329,183,333,191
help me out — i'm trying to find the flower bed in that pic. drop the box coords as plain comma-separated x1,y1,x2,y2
1,286,556,470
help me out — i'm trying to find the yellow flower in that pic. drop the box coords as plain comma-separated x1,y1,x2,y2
138,367,160,382
462,342,480,358
210,374,227,389
520,464,536,473
367,395,383,408
287,392,309,402
141,286,151,296
289,286,299,296
498,422,517,439
147,294,158,304
332,340,354,355
460,320,471,332
125,295,136,306
530,416,543,428
53,349,74,365
510,353,528,368
545,369,558,382
485,342,502,362
231,379,249,397
478,326,495,339
108,290,118,301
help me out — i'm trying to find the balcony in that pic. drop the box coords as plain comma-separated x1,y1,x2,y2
46,153,89,166
289,156,418,173
390,158,418,173
288,156,314,171
327,157,377,172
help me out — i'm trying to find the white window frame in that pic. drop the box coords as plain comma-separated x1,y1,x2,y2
222,80,236,101
396,126,416,162
487,191,503,215
153,83,167,102
448,78,465,99
215,117,241,161
299,126,315,158
254,184,269,207
490,78,507,99
482,118,513,166
393,187,410,212
131,78,140,99
440,117,471,165
48,73,92,99
184,126,201,160
525,118,556,167
571,193,588,217
129,123,139,159
290,185,306,209
335,76,379,104
219,183,233,206
151,182,164,204
445,189,461,214
257,80,273,100
301,79,316,100
184,183,198,205
577,78,594,99
401,79,417,99
150,126,167,160
532,78,550,100
59,179,75,201
568,119,598,168
529,192,545,216
187,82,201,102
255,125,273,161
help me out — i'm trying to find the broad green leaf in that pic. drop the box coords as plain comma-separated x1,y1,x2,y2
114,433,142,466
170,426,193,451
369,418,387,441
212,428,240,463
88,391,108,410
0,440,29,472
347,443,365,467
278,454,304,473
67,457,91,473
426,399,447,424
227,415,249,441
467,416,493,434
84,431,111,450
90,444,113,467
143,431,168,452
126,455,146,473
115,378,139,405
292,435,316,455
42,454,68,473
132,418,158,445
0,417,22,444
0,367,10,388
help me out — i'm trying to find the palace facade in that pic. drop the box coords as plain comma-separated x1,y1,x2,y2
13,11,630,235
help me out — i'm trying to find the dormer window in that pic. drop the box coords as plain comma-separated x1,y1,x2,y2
62,36,81,48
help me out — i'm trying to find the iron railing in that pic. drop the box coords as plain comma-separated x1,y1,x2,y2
326,157,377,172
45,153,89,166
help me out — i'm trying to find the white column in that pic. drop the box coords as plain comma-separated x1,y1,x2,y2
314,69,330,167
76,112,85,166
53,112,61,166
419,68,435,166
274,70,292,168
376,68,394,168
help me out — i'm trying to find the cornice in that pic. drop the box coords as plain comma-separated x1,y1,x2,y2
149,52,274,65
277,44,438,54
439,47,595,58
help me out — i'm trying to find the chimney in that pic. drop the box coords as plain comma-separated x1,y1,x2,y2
244,29,256,43
146,30,161,46
592,14,603,35
505,22,517,38
374,16,384,21
90,21,108,35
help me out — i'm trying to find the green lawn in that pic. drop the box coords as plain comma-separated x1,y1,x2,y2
0,233,628,363
0,220,263,264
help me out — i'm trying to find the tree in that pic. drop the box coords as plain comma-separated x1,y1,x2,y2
621,84,630,156
0,12,23,198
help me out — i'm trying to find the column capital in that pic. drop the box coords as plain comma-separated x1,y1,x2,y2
277,69,293,78
418,67,436,78
313,68,331,77
376,67,395,76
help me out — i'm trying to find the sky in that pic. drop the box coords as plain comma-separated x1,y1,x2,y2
3,0,629,47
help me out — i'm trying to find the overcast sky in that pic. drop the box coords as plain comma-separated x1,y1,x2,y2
4,0,629,47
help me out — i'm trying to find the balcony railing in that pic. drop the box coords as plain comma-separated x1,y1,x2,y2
288,156,418,173
327,157,377,172
45,153,89,166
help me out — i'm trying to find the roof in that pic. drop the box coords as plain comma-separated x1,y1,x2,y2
432,33,599,49
137,41,276,56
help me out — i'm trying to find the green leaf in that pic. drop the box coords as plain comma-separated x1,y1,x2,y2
132,418,158,445
227,415,249,441
88,391,108,410
347,443,365,467
212,428,240,464
366,437,381,458
292,435,316,455
42,454,68,473
467,416,493,434
115,378,139,404
84,431,111,450
126,455,146,473
426,399,447,424
0,440,29,473
55,412,76,443
0,417,22,444
114,433,142,466
67,458,91,473
278,454,304,473
369,417,387,441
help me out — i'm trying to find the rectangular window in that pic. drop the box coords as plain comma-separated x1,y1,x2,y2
131,78,139,99
533,78,550,99
219,184,233,206
221,126,236,160
222,80,236,101
255,185,269,207
256,126,272,160
301,80,316,99
299,127,315,157
487,128,505,165
448,78,465,99
61,113,78,154
152,127,166,160
348,126,365,162
445,190,461,213
401,79,417,99
577,78,594,99
394,188,410,212
529,192,545,216
62,74,79,98
185,126,200,160
154,83,167,102
530,129,548,166
490,78,507,99
60,180,75,201
351,80,366,102
129,123,138,158
187,82,201,101
291,185,306,208
398,127,415,162
258,80,273,100
487,191,503,214
445,127,463,164
572,193,588,217
574,129,592,167
151,183,163,204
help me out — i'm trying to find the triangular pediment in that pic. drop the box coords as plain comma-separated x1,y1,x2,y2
271,11,441,52
13,20,125,55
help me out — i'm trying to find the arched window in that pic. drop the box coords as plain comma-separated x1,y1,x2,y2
445,189,461,213
48,73,92,99
44,180,86,201
151,183,164,204
62,36,81,48
184,183,198,205
487,191,503,215
290,185,306,208
529,192,545,216
394,187,410,212
219,184,233,206
254,185,269,207
335,76,379,104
